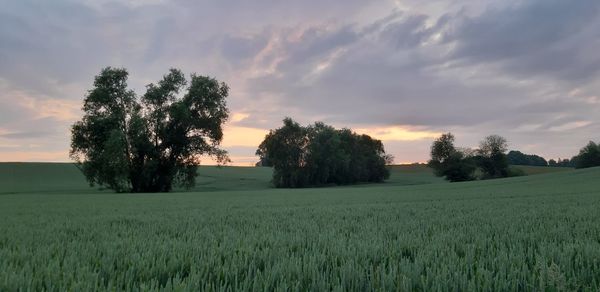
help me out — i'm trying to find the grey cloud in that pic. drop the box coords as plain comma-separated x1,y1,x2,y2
379,14,430,49
243,16,545,127
287,25,359,63
0,131,56,139
1,0,600,163
232,6,600,162
448,0,600,82
0,1,109,96
0,101,28,126
220,34,269,62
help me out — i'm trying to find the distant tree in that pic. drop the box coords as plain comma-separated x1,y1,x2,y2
507,150,548,166
572,141,600,169
429,133,456,167
477,135,509,179
429,133,516,181
558,158,573,167
548,158,575,168
71,67,230,193
428,133,475,182
479,135,508,156
256,118,391,188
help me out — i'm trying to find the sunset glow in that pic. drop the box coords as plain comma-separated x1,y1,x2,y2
0,0,598,164
354,126,441,142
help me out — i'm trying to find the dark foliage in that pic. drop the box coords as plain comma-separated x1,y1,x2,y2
256,118,392,188
572,141,600,169
70,67,230,192
440,152,477,182
255,157,272,167
476,135,509,179
428,133,476,182
548,158,575,167
429,133,513,182
507,150,548,166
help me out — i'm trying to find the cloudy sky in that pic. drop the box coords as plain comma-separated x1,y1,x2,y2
1,0,599,165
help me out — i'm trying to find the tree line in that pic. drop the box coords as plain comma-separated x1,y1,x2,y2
507,143,600,169
429,133,600,182
506,151,548,167
71,68,600,192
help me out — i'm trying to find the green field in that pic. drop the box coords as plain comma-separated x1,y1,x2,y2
1,163,599,290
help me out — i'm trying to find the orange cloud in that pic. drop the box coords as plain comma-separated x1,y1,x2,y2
221,125,268,147
0,151,68,162
201,155,259,167
0,82,82,122
354,126,440,141
19,97,81,122
230,112,250,123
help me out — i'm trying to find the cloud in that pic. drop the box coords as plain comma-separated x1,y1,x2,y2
0,131,56,139
354,126,441,142
221,126,268,148
448,0,600,82
0,151,68,162
1,0,599,164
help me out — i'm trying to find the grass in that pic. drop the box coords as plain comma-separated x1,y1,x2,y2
0,163,94,195
511,165,574,176
1,163,599,290
0,163,442,195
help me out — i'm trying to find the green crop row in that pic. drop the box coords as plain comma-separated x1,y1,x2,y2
1,167,599,291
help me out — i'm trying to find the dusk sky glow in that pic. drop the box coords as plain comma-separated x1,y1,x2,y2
1,0,599,165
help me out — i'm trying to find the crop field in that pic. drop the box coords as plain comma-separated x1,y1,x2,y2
1,163,599,291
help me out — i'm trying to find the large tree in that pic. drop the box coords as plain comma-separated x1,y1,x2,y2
70,67,230,192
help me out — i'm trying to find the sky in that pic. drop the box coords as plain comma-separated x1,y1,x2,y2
1,0,599,165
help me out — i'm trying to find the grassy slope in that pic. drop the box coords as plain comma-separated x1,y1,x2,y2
1,163,599,290
511,164,574,175
0,163,276,195
0,163,93,194
0,163,443,194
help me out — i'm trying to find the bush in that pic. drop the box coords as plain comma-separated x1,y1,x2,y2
507,166,527,177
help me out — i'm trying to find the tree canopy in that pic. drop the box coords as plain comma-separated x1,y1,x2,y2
256,118,392,188
428,133,476,182
572,141,600,169
70,67,230,192
477,135,509,179
507,151,548,166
